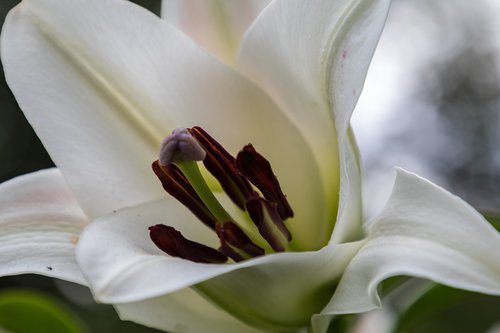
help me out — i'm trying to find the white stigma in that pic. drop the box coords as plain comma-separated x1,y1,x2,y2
159,128,206,166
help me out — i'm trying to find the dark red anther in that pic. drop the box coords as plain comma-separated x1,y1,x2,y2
236,144,294,220
152,160,217,230
246,196,292,252
149,224,227,263
188,127,256,209
215,221,265,262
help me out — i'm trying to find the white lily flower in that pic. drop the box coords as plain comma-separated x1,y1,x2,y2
1,0,499,332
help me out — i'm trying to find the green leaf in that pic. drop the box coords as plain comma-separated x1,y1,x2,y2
391,284,500,333
0,289,88,333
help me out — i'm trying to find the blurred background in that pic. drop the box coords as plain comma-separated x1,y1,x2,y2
353,0,500,220
1,0,499,332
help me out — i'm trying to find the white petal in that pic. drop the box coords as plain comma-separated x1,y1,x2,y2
237,0,392,244
76,198,363,329
116,288,265,333
0,169,88,285
2,0,171,218
2,0,324,248
329,126,363,244
161,0,270,63
324,169,500,315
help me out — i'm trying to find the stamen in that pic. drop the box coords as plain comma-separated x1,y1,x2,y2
159,128,206,166
215,221,265,262
236,144,294,219
189,127,255,209
149,224,227,263
151,127,295,263
152,161,217,229
246,197,291,252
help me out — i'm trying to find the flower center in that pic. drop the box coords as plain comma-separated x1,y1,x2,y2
149,127,294,263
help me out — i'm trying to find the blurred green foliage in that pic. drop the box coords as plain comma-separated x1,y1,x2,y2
484,212,500,231
392,284,500,333
0,274,164,332
0,289,88,333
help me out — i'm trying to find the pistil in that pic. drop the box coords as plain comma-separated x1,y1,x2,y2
158,128,206,165
174,159,233,223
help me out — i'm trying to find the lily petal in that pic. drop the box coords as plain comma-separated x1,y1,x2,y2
115,288,265,333
324,169,500,315
2,0,324,249
0,169,88,285
237,0,392,244
76,197,363,330
1,0,170,218
161,0,270,63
